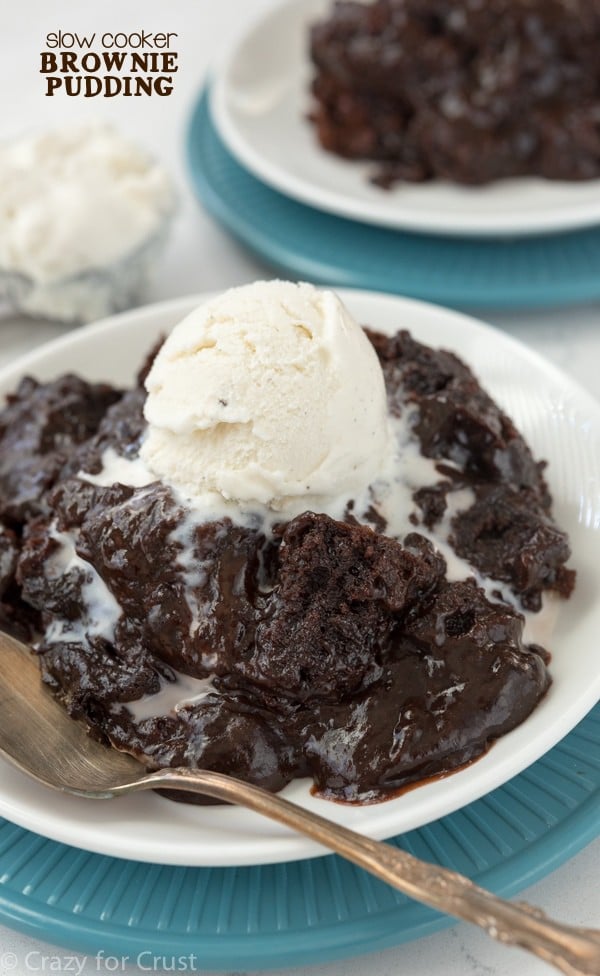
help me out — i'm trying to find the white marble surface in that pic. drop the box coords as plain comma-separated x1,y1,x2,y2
0,0,599,973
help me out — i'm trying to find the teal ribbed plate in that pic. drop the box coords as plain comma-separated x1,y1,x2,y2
0,702,598,969
186,86,600,310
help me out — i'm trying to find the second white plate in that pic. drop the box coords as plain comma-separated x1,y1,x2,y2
212,0,600,238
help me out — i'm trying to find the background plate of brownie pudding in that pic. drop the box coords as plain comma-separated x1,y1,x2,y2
1,289,599,866
212,0,600,238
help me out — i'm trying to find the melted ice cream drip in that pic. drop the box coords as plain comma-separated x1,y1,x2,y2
44,525,122,645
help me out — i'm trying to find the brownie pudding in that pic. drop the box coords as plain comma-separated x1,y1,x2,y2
0,283,575,803
309,0,600,186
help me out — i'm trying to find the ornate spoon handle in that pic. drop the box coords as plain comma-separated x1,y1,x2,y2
114,768,600,976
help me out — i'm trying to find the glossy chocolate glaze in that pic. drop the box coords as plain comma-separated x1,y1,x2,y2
0,329,574,802
309,0,600,186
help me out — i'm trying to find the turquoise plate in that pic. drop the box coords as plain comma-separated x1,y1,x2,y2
0,703,598,969
186,86,600,310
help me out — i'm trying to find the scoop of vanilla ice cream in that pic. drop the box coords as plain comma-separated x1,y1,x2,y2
141,281,392,509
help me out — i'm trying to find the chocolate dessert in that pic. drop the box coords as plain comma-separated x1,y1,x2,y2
0,304,575,804
309,0,600,186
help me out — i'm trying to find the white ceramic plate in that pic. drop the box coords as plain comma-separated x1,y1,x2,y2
212,0,600,238
1,289,599,866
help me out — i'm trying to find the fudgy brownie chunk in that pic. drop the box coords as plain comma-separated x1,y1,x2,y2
368,328,574,608
0,375,120,521
368,329,547,494
65,387,147,479
285,579,550,800
237,515,446,701
309,0,600,186
450,485,575,610
0,524,31,639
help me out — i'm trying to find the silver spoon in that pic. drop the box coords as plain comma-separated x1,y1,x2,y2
0,631,598,975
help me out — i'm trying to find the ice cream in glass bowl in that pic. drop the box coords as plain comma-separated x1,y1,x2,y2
0,121,176,323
